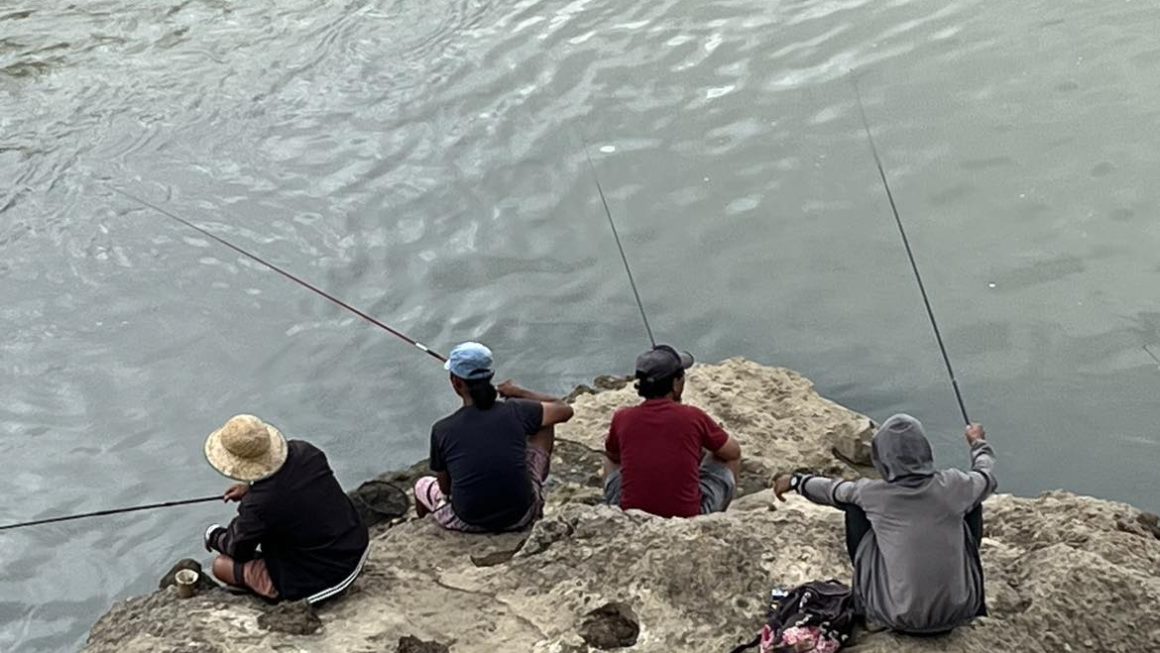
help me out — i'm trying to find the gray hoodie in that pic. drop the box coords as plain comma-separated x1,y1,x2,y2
799,414,997,634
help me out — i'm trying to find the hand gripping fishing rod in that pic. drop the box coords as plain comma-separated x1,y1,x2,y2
110,187,446,363
580,139,657,348
853,82,972,426
0,495,221,532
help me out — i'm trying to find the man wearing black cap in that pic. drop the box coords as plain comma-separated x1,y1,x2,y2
602,345,742,518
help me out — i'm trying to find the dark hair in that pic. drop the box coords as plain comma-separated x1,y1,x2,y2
465,376,498,410
636,370,683,399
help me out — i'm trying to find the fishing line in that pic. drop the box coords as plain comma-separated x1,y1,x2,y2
579,139,657,348
110,187,446,363
852,81,971,426
0,495,221,532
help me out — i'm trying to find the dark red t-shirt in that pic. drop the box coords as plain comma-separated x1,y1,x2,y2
605,399,730,518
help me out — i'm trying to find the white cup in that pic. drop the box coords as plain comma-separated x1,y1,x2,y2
174,569,199,599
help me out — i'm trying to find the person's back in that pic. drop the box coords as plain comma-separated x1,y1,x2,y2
603,345,742,518
777,414,996,634
414,342,575,533
241,440,369,598
611,399,727,517
431,400,541,530
203,415,369,603
850,469,989,631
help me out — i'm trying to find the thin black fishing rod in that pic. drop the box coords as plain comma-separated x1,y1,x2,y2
1145,345,1160,367
0,495,220,532
580,140,657,348
852,82,971,426
110,187,446,363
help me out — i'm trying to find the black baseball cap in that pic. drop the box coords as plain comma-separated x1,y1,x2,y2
635,345,694,383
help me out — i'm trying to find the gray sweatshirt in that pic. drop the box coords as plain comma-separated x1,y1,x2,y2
798,414,997,634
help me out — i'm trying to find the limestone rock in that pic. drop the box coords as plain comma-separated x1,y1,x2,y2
578,602,639,649
84,359,1160,652
558,357,876,481
397,635,451,653
256,600,321,635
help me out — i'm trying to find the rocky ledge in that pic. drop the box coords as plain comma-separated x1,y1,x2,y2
85,358,1160,652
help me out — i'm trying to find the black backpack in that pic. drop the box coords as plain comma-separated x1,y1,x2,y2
729,580,856,653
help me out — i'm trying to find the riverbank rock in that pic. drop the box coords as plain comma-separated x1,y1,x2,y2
84,358,1160,652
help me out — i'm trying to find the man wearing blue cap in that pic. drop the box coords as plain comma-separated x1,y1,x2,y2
414,342,574,532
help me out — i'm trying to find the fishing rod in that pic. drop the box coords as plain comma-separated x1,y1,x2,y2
110,187,446,363
0,495,221,532
852,81,972,426
580,139,657,348
1145,345,1160,367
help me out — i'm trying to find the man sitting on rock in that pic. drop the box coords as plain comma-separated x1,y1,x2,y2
202,414,370,603
602,345,743,518
774,414,997,635
414,342,574,532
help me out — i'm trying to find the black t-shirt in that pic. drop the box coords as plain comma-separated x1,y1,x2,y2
429,398,544,531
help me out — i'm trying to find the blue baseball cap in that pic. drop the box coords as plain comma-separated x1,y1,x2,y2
444,342,495,380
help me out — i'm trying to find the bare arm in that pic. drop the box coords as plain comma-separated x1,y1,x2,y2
498,381,575,426
436,470,451,496
711,435,741,462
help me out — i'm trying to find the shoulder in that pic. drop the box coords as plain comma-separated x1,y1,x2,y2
611,403,646,424
282,439,321,466
503,398,541,412
674,402,717,424
287,439,318,455
285,439,331,469
612,404,638,419
432,409,465,433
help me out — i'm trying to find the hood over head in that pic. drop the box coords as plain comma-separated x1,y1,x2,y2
871,413,936,482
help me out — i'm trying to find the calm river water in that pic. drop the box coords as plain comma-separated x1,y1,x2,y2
2,0,1159,649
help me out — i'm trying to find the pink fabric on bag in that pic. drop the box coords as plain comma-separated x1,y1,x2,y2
759,624,841,653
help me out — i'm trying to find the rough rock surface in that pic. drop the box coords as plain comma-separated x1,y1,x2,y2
84,358,1160,652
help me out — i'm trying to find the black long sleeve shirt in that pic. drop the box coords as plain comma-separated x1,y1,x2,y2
210,440,369,600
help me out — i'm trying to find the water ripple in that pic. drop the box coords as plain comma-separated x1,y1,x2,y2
4,0,1160,650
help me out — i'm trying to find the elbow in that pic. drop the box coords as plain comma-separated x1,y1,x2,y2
718,441,742,461
558,404,575,423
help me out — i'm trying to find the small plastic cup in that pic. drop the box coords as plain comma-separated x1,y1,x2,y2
174,569,199,599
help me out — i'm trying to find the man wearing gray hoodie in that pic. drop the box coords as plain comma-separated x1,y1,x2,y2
774,414,996,635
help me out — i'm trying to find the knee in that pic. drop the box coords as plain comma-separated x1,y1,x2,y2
211,555,235,584
529,426,555,449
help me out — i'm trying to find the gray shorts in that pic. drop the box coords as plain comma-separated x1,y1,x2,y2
603,457,736,515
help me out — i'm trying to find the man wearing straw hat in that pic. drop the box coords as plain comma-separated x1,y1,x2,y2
414,342,575,532
202,414,369,602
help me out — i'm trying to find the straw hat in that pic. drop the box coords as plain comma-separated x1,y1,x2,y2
204,414,288,482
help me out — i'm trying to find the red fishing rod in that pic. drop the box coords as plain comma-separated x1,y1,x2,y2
110,187,446,363
1,190,445,533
